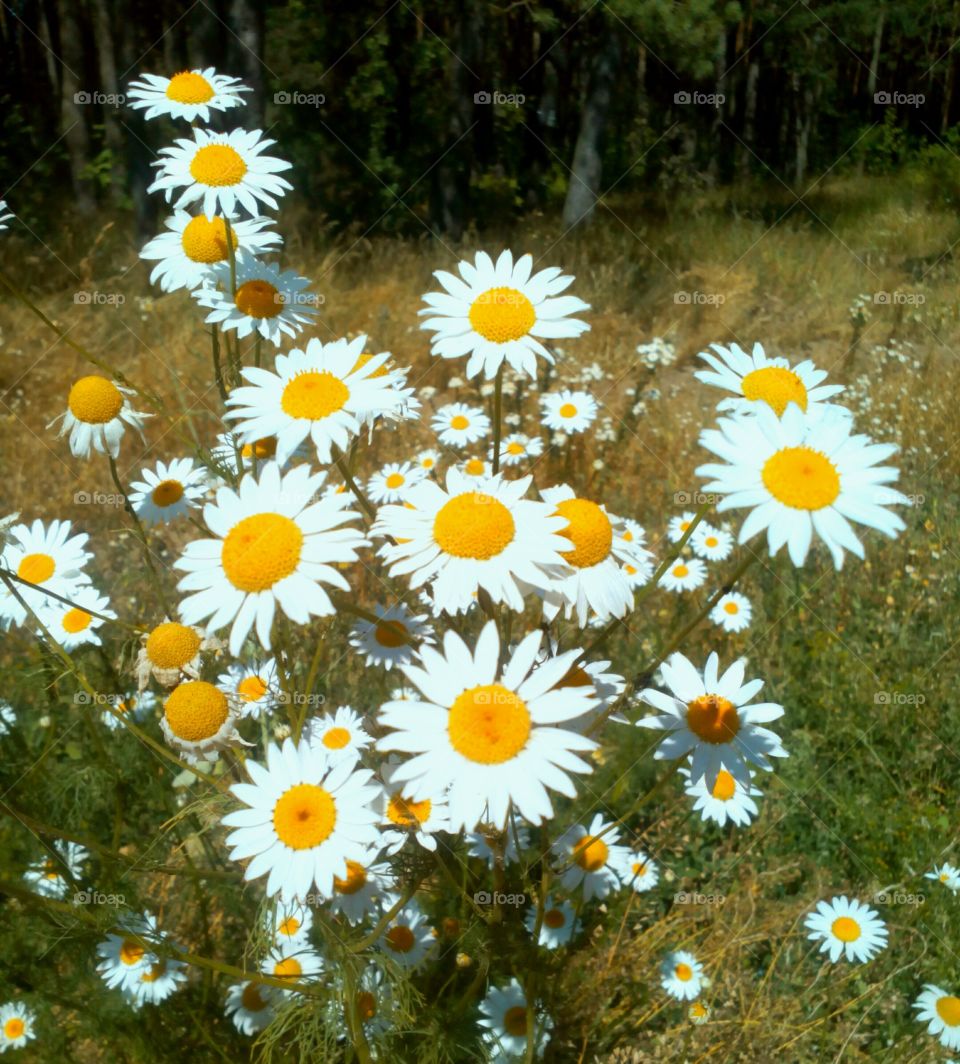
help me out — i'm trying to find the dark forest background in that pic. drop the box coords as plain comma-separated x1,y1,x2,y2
2,0,959,242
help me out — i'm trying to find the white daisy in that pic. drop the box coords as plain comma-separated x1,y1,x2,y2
658,558,708,593
52,375,149,459
265,896,313,946
347,967,393,1037
710,592,752,633
306,705,372,765
615,850,659,893
688,1001,712,1025
125,956,188,1008
0,519,91,628
497,432,543,466
217,658,281,718
96,913,162,992
38,586,115,649
914,984,960,1051
525,896,578,948
667,511,698,544
804,896,888,963
139,211,281,293
554,813,629,901
22,841,88,898
0,1002,35,1054
460,455,491,480
660,951,704,1001
127,68,250,122
432,403,491,447
375,469,572,615
135,621,216,689
378,756,450,854
467,823,530,867
328,847,394,924
377,622,598,830
367,461,426,504
415,449,441,474
376,897,434,969
349,603,433,671
221,737,381,899
543,655,625,730
160,680,242,764
101,691,156,731
420,249,590,380
695,341,845,418
697,405,908,568
0,201,14,232
148,127,292,217
681,765,761,827
636,651,788,790
224,336,405,466
541,389,597,433
175,462,366,655
262,944,324,995
478,978,553,1060
196,257,318,345
0,702,16,736
691,524,734,561
926,863,960,893
128,457,207,526
225,981,277,1035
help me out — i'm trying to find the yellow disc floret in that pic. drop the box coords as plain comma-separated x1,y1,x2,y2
374,619,409,647
146,622,201,669
556,498,612,568
61,607,92,634
447,683,531,764
235,279,282,319
469,287,536,342
741,366,807,415
433,492,515,559
503,1005,528,1036
322,727,351,750
164,681,228,742
237,675,268,702
273,783,336,849
762,446,840,510
189,144,247,187
936,996,960,1026
180,215,237,262
3,1018,24,1039
334,860,368,895
573,835,609,872
166,71,215,104
831,916,861,943
151,480,184,507
686,694,740,744
221,512,303,592
68,376,123,424
387,792,432,827
281,371,350,420
711,770,737,800
17,553,55,583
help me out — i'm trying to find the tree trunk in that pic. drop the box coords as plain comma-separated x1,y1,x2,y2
92,0,126,204
867,8,885,101
55,0,96,215
561,28,621,229
737,58,760,178
227,0,265,128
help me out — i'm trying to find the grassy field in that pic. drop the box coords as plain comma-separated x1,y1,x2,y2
0,173,958,1062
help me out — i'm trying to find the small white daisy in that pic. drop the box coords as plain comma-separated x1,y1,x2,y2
0,1002,35,1054
0,201,14,231
688,1001,712,1025
328,848,394,925
349,603,433,671
367,461,426,504
467,823,530,867
38,586,115,649
667,511,698,544
432,402,491,447
710,592,752,633
415,449,441,474
96,913,162,992
135,621,215,690
217,658,281,718
525,896,578,948
914,984,960,1051
478,977,553,1060
681,765,761,827
691,524,734,561
925,863,960,893
378,756,450,854
804,896,888,964
460,455,491,480
52,376,149,459
128,457,207,526
541,389,598,433
0,519,92,628
554,814,629,901
265,897,313,946
376,897,435,969
660,950,704,1001
127,68,250,122
0,702,16,736
225,981,277,1035
497,432,543,466
658,558,708,593
22,841,88,898
262,944,324,995
305,705,372,765
101,691,156,731
125,956,188,1008
615,850,660,893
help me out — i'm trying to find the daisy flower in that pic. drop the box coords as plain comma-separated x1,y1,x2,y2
688,1001,712,1025
697,405,908,568
22,841,88,898
461,455,491,479
545,655,625,730
224,336,405,466
616,850,659,893
804,896,888,963
127,68,250,122
161,680,242,764
52,376,148,459
101,691,156,731
378,756,450,854
681,765,761,827
0,702,16,736
127,457,207,526
667,511,698,543
148,127,292,217
328,847,394,924
691,524,733,561
541,389,598,433
467,823,530,867
38,586,115,649
658,558,707,593
375,469,572,615
498,432,543,466
139,211,281,293
914,984,960,1051
376,897,435,969
695,341,845,418
0,519,91,628
262,944,324,994
0,201,14,231
226,981,276,1035
925,863,960,893
377,622,599,829
217,658,280,718
554,814,629,901
135,621,215,689
175,463,366,655
420,249,589,380
367,461,425,504
306,705,373,765
0,1002,35,1054
710,592,752,633
432,403,491,447
265,897,313,946
660,950,704,1001
96,914,162,992
126,956,188,1007
221,737,381,899
478,978,553,1060
540,485,637,626
350,603,433,671
347,967,393,1037
196,257,318,345
415,449,440,474
637,651,788,789
525,896,579,948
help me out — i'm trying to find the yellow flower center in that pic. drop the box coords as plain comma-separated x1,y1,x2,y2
387,792,432,827
831,916,861,943
506,441,525,455
120,939,145,966
673,564,689,578
241,983,268,1011
464,458,486,476
374,619,409,647
690,1002,708,1018
686,694,741,744
3,1018,24,1040
180,215,237,263
385,472,405,489
573,835,609,872
241,437,278,460
544,908,566,929
146,622,201,669
468,286,536,342
273,957,302,980
68,375,123,424
503,1005,528,1036
559,402,578,418
273,783,336,849
17,553,55,583
936,996,960,1026
449,414,470,430
447,683,531,764
221,512,303,592
281,371,350,420
556,498,612,568
165,71,215,104
334,860,368,895
723,601,739,615
141,960,166,983
189,144,247,187
433,492,515,559
558,664,593,688
421,456,435,468
385,925,415,953
632,861,647,876
151,479,184,507
237,675,268,702
322,726,351,750
676,962,694,982
762,447,840,511
711,770,736,800
62,607,92,634
235,279,282,319
704,536,718,548
741,366,808,416
357,990,377,1020
350,352,390,378
164,681,228,742
277,916,301,937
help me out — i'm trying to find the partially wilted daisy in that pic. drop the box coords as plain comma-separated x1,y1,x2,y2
615,850,659,893
0,1002,35,1054
681,765,761,827
349,603,432,671
217,658,280,718
53,376,148,459
497,432,543,466
128,68,250,122
176,463,366,654
914,984,960,1051
196,257,318,345
432,402,491,447
925,863,960,893
306,705,372,765
135,621,214,689
525,896,578,948
696,342,845,418
804,896,888,964
637,652,788,789
691,524,733,561
420,249,589,380
478,978,553,1060
554,814,629,901
660,950,704,1001
376,897,435,969
226,981,277,1035
0,519,92,628
139,211,281,293
221,737,381,899
377,622,598,829
710,591,752,633
697,405,907,568
22,841,88,898
38,586,115,649
225,336,405,466
128,458,207,526
367,461,425,504
541,389,597,433
688,1001,712,1025
658,558,707,593
161,680,242,764
149,127,293,217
